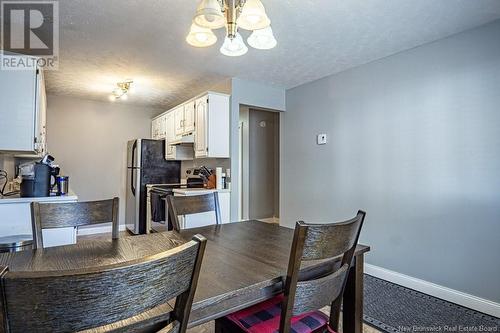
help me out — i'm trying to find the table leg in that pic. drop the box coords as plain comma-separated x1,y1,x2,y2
343,253,364,333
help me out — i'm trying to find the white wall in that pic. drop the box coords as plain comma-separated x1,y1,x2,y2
46,95,159,225
282,20,500,303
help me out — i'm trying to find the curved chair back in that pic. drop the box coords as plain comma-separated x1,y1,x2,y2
31,197,120,249
280,211,366,332
0,235,207,333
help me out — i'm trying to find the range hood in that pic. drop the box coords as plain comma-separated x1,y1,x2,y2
169,134,194,145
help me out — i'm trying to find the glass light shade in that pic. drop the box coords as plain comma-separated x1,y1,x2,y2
193,0,225,29
220,33,248,57
238,0,270,30
247,26,277,49
186,23,217,47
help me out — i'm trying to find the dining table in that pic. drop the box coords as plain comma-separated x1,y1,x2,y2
0,220,370,333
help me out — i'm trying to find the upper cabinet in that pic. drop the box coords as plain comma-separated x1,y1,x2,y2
165,112,176,159
151,114,166,140
0,56,47,155
166,110,194,161
174,101,195,138
183,101,195,134
152,91,230,160
195,93,230,158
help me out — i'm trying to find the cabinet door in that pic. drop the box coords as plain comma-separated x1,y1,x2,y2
183,101,195,134
165,112,176,159
35,69,47,156
158,115,167,139
194,96,208,158
151,118,158,139
0,60,37,152
219,192,231,223
174,107,184,138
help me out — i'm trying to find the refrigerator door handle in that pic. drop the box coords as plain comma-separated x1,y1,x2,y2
131,140,137,195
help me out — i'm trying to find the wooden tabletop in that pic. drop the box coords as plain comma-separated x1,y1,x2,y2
180,221,370,327
0,220,370,329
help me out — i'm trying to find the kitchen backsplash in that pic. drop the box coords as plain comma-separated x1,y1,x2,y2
0,155,15,181
181,158,231,178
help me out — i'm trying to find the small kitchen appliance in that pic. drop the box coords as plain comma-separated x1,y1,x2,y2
19,155,59,198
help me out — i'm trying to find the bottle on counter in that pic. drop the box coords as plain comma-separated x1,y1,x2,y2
221,173,226,189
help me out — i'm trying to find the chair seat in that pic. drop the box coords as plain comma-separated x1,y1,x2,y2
224,295,335,333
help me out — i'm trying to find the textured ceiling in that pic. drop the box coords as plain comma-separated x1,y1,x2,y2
46,0,500,109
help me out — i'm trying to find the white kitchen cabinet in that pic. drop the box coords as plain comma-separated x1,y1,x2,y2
0,54,47,155
165,112,193,160
151,114,166,140
183,101,195,134
174,102,195,138
194,93,230,158
0,193,78,248
174,106,185,139
172,189,231,229
152,91,230,159
165,112,176,159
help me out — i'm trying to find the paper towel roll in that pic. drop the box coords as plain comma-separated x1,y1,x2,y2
216,167,223,190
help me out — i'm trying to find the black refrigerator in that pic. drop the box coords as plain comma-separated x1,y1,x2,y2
125,139,180,234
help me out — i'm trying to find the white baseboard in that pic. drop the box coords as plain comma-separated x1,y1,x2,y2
365,263,500,318
77,224,127,236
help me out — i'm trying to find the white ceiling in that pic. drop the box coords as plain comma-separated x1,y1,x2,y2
46,0,500,109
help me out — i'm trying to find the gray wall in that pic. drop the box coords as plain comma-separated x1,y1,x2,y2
282,20,500,302
46,95,159,225
229,78,286,221
249,109,279,219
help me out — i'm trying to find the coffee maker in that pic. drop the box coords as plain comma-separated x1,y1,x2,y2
19,155,59,198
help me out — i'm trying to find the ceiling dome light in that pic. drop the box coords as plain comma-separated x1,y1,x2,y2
247,26,277,50
238,0,270,30
186,23,217,47
193,0,225,29
220,33,248,57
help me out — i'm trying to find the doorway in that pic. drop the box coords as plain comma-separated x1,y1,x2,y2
239,106,280,223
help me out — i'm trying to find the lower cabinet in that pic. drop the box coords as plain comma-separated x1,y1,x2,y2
0,195,79,248
172,190,230,229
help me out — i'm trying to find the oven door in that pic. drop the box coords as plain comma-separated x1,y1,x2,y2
149,188,172,232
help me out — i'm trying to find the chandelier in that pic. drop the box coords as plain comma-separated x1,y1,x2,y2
109,80,133,101
186,0,277,56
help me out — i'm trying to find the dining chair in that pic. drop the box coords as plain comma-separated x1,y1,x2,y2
167,192,221,231
0,234,207,333
215,210,366,333
30,197,120,249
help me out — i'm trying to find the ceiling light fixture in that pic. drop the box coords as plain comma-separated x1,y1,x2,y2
247,26,276,50
109,80,133,101
187,0,276,56
186,23,218,47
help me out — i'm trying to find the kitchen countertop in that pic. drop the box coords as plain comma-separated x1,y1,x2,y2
0,191,78,204
172,188,231,195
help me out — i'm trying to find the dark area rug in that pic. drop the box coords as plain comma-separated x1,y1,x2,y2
363,274,500,333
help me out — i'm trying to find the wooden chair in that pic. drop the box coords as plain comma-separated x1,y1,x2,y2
0,234,207,333
30,197,120,249
167,193,221,231
215,211,366,333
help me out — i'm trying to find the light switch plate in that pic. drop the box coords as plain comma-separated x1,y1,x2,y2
317,134,327,145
